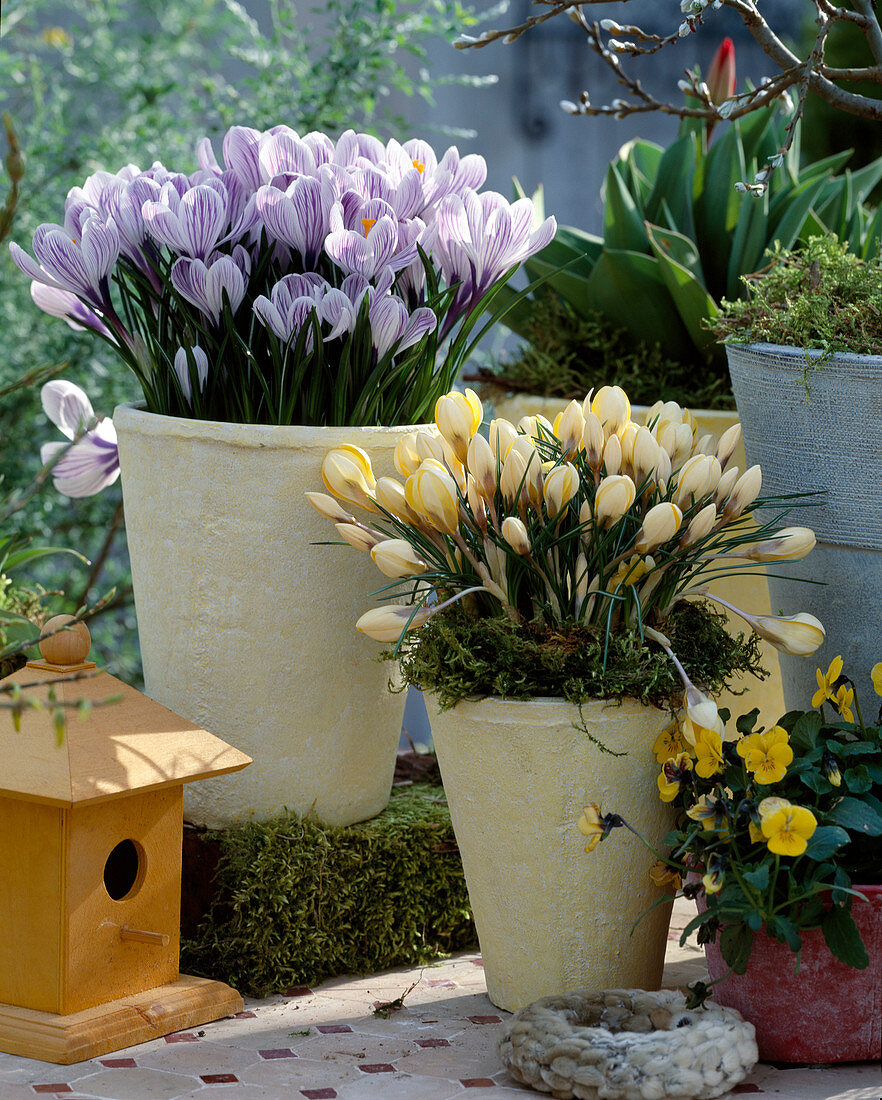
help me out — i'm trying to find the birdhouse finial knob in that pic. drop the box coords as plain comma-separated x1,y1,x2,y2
39,615,92,667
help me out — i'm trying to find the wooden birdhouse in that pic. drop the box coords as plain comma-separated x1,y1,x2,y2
0,616,252,1064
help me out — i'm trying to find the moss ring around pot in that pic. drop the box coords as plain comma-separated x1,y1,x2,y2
497,988,758,1100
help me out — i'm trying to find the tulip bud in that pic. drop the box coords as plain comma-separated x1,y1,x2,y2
749,611,825,656
556,399,586,458
356,604,431,642
715,422,742,470
582,412,605,469
680,502,718,546
489,418,518,460
714,465,739,507
335,522,380,552
435,389,482,464
591,385,631,435
322,445,378,511
724,464,762,519
502,515,531,555
544,463,580,518
707,37,736,106
305,491,354,524
594,474,636,528
394,433,422,477
371,539,429,578
740,526,816,562
406,465,460,536
634,502,682,553
602,433,622,476
467,432,498,500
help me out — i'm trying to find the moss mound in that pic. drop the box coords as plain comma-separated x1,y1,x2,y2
393,600,764,713
181,784,476,997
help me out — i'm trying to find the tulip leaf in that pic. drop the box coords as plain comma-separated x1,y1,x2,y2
790,710,822,752
580,248,693,359
826,796,882,836
727,184,769,299
692,123,746,299
803,825,850,861
799,148,854,183
645,223,718,354
603,161,651,253
646,133,696,238
767,176,829,255
822,905,869,969
512,176,545,220
861,205,882,258
736,104,777,168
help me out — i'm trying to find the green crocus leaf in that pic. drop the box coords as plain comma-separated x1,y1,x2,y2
822,906,869,969
790,710,822,752
827,797,882,835
719,923,754,975
803,825,850,861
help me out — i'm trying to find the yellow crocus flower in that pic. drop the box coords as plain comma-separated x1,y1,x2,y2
761,804,818,856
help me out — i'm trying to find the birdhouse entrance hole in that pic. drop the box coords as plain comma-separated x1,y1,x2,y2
103,839,144,901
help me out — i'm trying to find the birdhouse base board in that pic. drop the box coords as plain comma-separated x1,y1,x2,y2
0,974,242,1064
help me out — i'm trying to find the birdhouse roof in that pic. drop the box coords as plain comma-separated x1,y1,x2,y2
0,665,251,807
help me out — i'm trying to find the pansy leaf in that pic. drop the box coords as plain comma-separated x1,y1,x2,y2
866,762,882,782
769,916,802,953
803,825,850,861
719,923,754,974
822,906,869,969
835,741,879,757
742,863,770,891
736,709,760,735
747,910,763,932
844,765,872,794
827,797,882,836
800,770,832,796
790,710,822,752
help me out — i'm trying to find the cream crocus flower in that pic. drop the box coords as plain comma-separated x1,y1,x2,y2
467,432,498,500
593,473,636,528
371,539,428,578
544,462,580,517
680,502,717,546
322,444,378,511
375,476,412,520
406,463,460,535
555,399,586,459
466,474,488,532
602,433,623,476
750,611,825,656
500,444,529,506
736,526,816,562
501,515,531,555
714,465,739,507
415,431,446,465
591,385,630,435
715,422,742,470
518,413,554,443
673,454,712,510
335,522,380,552
724,464,763,518
489,417,518,460
356,604,431,642
394,432,422,477
581,411,605,469
305,490,354,523
631,426,660,486
435,388,482,464
634,501,682,553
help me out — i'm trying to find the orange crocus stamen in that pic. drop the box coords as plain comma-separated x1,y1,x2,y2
361,218,377,236
412,160,425,174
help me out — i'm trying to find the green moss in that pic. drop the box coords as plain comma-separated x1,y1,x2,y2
711,235,882,355
486,293,734,409
181,784,476,997
392,600,764,713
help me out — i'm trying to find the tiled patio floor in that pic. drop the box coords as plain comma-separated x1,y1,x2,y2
1,899,879,1099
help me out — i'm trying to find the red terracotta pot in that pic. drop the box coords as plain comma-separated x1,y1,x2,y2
703,884,882,1063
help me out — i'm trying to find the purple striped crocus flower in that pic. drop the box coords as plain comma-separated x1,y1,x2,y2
30,283,115,340
255,176,330,268
40,381,120,498
173,345,210,405
142,180,229,261
10,215,120,313
324,199,417,281
170,254,247,324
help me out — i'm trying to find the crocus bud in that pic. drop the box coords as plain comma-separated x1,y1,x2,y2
466,473,488,532
681,502,718,546
749,611,825,656
508,435,544,507
305,491,354,523
322,445,377,511
502,515,531,555
725,464,762,518
668,423,695,470
500,445,529,506
632,426,660,487
406,464,460,536
634,502,682,553
356,604,431,642
714,465,739,507
591,385,631,435
695,433,715,457
653,447,671,491
594,474,636,528
740,526,816,562
544,463,580,517
707,37,736,106
582,412,605,469
435,389,482,464
518,413,554,443
335,522,380,552
371,539,428,578
375,476,411,520
556,399,586,459
602,433,622,476
685,686,723,737
715,422,742,470
617,421,639,471
673,454,712,510
489,418,517,460
394,433,422,477
415,431,446,465
467,432,498,500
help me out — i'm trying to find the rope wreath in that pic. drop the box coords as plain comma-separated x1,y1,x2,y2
498,988,758,1100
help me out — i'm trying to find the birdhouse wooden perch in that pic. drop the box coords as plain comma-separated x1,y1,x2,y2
0,617,252,1064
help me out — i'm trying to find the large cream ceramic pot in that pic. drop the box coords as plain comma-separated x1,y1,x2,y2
485,392,784,730
426,693,675,1012
114,405,420,828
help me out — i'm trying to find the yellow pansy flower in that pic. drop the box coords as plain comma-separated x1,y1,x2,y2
872,662,882,697
833,684,855,723
649,860,682,890
657,752,693,802
812,655,843,708
653,719,687,764
740,725,793,785
577,803,606,852
702,864,725,894
748,820,765,843
693,727,725,778
686,792,729,832
761,803,818,856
